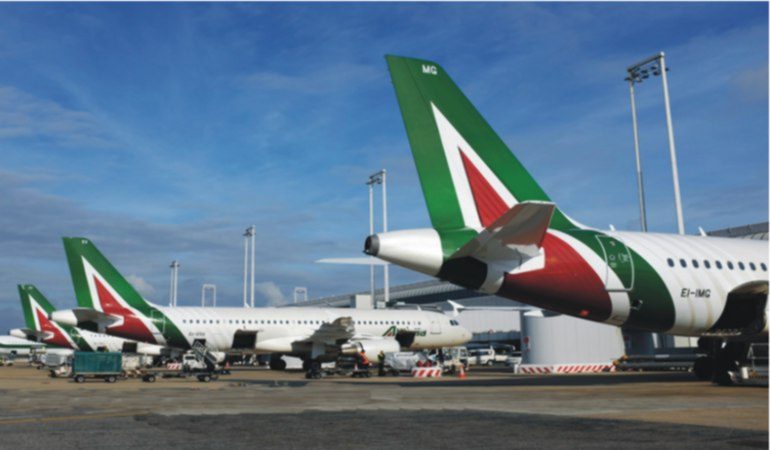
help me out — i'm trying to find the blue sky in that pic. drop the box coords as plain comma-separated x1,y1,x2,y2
0,3,766,330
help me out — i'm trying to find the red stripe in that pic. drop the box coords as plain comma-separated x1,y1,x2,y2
459,150,510,227
94,277,157,343
499,233,612,321
35,308,72,348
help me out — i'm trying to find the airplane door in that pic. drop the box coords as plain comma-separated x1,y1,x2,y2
430,318,441,335
596,235,635,292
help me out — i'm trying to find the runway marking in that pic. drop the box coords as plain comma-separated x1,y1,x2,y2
0,410,150,426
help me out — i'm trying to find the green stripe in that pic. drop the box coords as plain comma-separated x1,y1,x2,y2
566,229,676,331
386,55,577,239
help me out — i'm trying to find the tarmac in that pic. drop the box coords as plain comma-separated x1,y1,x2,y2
0,364,766,448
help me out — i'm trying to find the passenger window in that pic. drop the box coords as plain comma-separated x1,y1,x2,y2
692,259,699,269
761,263,767,272
749,263,756,271
667,258,674,267
738,262,745,270
704,260,710,269
679,259,687,268
727,262,734,270
716,261,722,269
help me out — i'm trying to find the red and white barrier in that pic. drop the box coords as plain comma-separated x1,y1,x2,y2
166,362,182,370
517,363,615,375
411,367,442,378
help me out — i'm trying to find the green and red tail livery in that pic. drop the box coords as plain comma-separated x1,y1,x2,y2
370,55,767,339
63,238,188,348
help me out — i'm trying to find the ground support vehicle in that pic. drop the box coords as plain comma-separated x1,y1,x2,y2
71,351,122,383
140,343,230,383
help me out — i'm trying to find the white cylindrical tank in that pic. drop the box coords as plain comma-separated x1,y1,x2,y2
521,310,624,366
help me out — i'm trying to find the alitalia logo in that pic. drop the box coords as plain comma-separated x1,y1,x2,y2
383,326,427,337
81,257,160,343
28,294,76,349
431,103,517,229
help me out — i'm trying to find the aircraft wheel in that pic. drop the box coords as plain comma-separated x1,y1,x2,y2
713,343,742,386
693,357,714,381
269,356,287,371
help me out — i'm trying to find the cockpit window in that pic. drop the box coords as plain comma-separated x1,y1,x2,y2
449,320,460,326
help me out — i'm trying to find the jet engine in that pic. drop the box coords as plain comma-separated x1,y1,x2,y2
340,339,400,357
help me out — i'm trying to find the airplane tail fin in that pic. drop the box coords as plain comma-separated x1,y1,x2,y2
63,237,155,312
385,55,579,240
62,237,187,347
17,284,82,349
18,284,56,330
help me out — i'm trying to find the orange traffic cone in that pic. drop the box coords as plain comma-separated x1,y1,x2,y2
458,364,467,379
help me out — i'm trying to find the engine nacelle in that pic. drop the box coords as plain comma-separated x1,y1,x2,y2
340,339,400,357
365,229,443,276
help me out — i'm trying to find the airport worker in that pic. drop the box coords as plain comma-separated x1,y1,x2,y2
377,350,386,376
359,350,370,368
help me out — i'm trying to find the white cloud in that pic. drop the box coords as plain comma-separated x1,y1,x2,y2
126,274,156,298
254,281,285,306
0,86,113,147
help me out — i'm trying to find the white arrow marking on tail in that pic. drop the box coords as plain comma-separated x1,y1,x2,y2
28,294,77,348
81,257,160,337
431,103,518,230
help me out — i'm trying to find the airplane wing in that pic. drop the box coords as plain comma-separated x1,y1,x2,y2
301,316,355,344
450,201,555,261
316,257,390,266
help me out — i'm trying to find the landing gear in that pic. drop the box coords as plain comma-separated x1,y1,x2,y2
304,359,322,379
697,338,758,386
713,342,743,386
269,355,287,371
693,357,714,381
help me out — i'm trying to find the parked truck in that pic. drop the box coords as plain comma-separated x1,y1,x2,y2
71,351,123,383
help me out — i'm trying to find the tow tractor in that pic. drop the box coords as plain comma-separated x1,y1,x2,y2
141,341,229,383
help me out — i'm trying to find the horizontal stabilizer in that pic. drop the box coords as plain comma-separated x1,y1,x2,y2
451,201,555,260
316,257,390,266
50,307,119,331
8,328,49,342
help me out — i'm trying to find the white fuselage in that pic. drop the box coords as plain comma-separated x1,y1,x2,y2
157,306,471,353
608,232,768,335
0,335,43,356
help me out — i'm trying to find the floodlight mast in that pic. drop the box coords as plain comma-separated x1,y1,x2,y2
367,170,389,307
169,260,180,307
626,78,647,232
626,51,685,235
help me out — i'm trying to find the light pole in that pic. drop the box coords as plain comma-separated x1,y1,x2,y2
201,284,216,307
625,78,647,232
169,260,180,307
293,287,308,304
243,226,256,307
626,52,685,235
367,170,389,307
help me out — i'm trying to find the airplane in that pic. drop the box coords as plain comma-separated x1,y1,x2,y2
363,55,768,385
10,284,164,356
0,335,44,358
52,237,471,371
